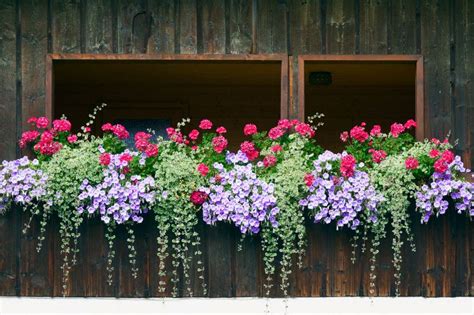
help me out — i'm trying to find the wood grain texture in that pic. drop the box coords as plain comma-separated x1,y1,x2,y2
289,0,322,55
52,0,81,53
228,0,252,54
389,0,416,54
178,0,198,54
84,0,113,53
359,0,388,54
117,0,148,54
199,0,226,53
326,0,356,54
256,0,288,53
147,0,177,54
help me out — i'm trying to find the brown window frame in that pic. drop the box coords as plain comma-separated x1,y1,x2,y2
296,55,425,140
45,53,289,123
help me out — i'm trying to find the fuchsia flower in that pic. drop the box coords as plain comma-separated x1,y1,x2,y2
166,127,175,136
405,157,419,170
350,125,369,142
277,119,292,129
243,124,257,136
134,132,152,142
67,135,78,143
268,127,285,140
212,135,228,153
191,145,198,151
111,124,129,140
434,158,448,173
340,131,349,142
271,144,282,153
370,125,381,136
188,129,200,140
441,150,454,164
216,126,227,134
84,127,91,133
135,138,149,151
190,190,208,205
431,138,441,145
429,149,440,158
36,117,49,129
102,123,113,132
19,130,40,148
27,117,37,124
390,123,405,138
295,122,315,138
197,163,209,176
119,153,133,163
304,173,315,187
369,149,387,163
199,119,213,130
340,154,356,178
52,119,72,132
240,141,259,161
263,155,277,168
145,144,159,157
99,153,111,166
404,119,417,129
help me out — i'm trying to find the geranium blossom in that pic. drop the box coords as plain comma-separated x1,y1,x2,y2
199,119,213,130
243,124,257,136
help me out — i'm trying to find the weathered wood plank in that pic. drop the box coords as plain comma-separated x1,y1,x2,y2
289,0,322,54
228,0,252,54
206,224,234,297
256,0,288,53
52,0,81,53
359,0,388,54
148,0,177,54
326,0,356,54
84,0,113,53
234,234,258,296
117,0,149,54
178,0,198,54
200,0,226,53
390,0,416,54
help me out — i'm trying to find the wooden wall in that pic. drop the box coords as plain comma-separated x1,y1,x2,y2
0,0,473,297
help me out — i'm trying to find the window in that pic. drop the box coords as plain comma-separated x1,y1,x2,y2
297,55,424,150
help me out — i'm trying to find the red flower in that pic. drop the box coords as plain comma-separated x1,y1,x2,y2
190,191,208,206
34,141,62,156
268,127,285,140
340,131,349,142
84,127,91,133
166,127,175,137
199,119,213,130
263,155,277,168
390,123,405,138
340,154,356,178
197,163,209,176
119,153,133,163
52,119,72,132
370,125,381,137
111,124,129,140
404,119,417,129
40,131,54,143
67,135,78,143
145,144,159,157
369,149,387,163
36,117,49,129
271,144,282,153
434,158,448,173
429,149,440,158
212,135,228,153
431,138,440,145
350,125,369,142
243,124,257,136
135,138,149,152
27,117,37,125
405,157,419,170
295,122,315,138
171,131,184,144
102,123,113,132
19,130,40,148
188,129,200,140
240,141,260,161
277,119,292,129
304,173,315,187
134,132,152,142
191,145,198,151
216,126,227,134
441,150,454,164
99,153,111,166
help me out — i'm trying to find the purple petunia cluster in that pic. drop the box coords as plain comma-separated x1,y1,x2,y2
299,151,382,230
200,151,279,234
415,155,474,223
0,157,48,213
78,152,157,224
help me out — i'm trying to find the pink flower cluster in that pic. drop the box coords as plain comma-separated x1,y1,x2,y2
240,141,259,161
433,150,455,173
369,149,387,164
390,119,416,138
52,119,72,132
102,123,130,140
166,127,184,144
340,154,356,178
33,131,62,156
266,119,315,140
263,155,277,168
212,135,228,153
134,132,158,158
243,124,257,136
405,157,419,170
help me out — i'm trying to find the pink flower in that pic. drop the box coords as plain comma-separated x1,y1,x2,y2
277,119,292,129
84,127,91,133
112,124,129,140
340,154,356,178
135,138,149,151
67,135,78,143
190,191,208,205
34,141,62,156
36,117,49,129
405,157,419,170
40,131,54,143
350,125,369,142
27,117,37,124
441,150,454,164
191,145,198,151
295,122,315,138
102,123,113,132
171,131,184,144
263,155,277,168
212,135,228,153
434,159,448,173
99,153,111,166
370,125,381,137
19,130,40,148
145,144,159,157
52,119,72,132
199,119,213,130
188,129,200,140
197,163,209,176
240,141,259,161
268,127,285,140
429,149,440,158
304,173,315,187
243,124,257,136
166,127,175,136
431,138,440,145
404,119,417,129
369,149,387,163
340,131,349,142
216,126,227,134
271,144,282,153
390,123,405,138
134,132,152,142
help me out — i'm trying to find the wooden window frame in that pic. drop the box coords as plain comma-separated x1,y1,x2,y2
296,55,425,140
45,53,289,123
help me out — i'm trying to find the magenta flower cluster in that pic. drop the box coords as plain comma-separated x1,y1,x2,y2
78,151,157,224
299,151,382,230
415,155,474,223
0,157,48,212
200,151,279,234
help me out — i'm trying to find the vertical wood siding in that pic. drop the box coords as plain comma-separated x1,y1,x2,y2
0,0,472,297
